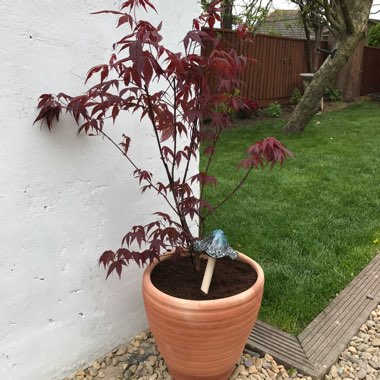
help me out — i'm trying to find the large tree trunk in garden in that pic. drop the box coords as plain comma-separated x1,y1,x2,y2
336,39,366,101
284,34,362,133
283,0,373,134
221,0,234,29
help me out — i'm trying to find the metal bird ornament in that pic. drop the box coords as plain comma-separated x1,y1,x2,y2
193,229,237,260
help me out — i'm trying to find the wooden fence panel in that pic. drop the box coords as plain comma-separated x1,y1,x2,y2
360,46,380,95
203,29,322,106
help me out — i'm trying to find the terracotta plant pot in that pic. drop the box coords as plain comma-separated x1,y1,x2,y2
142,252,264,380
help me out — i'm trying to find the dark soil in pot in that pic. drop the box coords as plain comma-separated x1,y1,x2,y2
151,255,257,300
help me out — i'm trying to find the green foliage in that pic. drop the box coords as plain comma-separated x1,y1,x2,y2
323,86,342,102
289,87,302,104
202,101,380,334
264,102,283,118
368,23,380,47
235,2,271,32
199,0,211,12
287,368,298,376
201,0,272,32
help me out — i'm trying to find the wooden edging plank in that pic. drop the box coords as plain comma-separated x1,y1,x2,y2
300,255,380,347
307,283,380,362
245,253,380,379
250,334,306,365
247,321,318,376
311,295,378,370
250,331,302,357
300,256,380,360
250,323,306,357
299,255,380,339
249,337,317,375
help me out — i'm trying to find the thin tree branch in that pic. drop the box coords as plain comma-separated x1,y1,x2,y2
210,165,254,214
339,0,355,35
312,0,344,33
182,125,197,184
144,85,192,237
199,127,222,202
171,79,177,181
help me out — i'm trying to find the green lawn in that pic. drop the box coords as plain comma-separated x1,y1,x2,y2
201,101,380,334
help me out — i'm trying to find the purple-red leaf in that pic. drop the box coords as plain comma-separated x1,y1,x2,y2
203,146,215,156
106,260,124,279
99,250,115,268
120,134,131,154
247,137,293,167
117,14,134,28
86,65,106,83
189,172,217,186
34,94,63,130
133,169,153,184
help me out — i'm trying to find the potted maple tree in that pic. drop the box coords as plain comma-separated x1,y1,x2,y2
35,1,292,379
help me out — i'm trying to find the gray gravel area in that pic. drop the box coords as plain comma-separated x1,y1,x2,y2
64,305,380,380
325,305,380,380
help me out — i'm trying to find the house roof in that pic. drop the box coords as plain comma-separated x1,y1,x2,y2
257,9,311,40
257,10,379,40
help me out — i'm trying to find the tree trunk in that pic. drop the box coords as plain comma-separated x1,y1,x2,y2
283,1,372,134
304,27,314,73
221,0,234,29
336,39,365,101
313,28,322,72
284,33,365,133
299,7,313,72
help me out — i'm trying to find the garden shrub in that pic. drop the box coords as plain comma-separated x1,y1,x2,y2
323,86,342,102
264,102,283,118
289,87,302,104
237,99,259,119
368,23,380,47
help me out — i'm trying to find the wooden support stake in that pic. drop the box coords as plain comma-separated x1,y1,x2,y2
201,257,216,294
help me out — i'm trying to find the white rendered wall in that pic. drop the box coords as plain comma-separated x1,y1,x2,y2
0,1,198,379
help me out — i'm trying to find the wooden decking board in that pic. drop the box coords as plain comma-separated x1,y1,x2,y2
300,255,380,347
252,321,300,345
250,334,304,361
299,268,376,352
300,256,380,354
245,253,380,379
246,345,318,377
299,255,380,348
299,254,380,343
304,286,377,358
311,298,375,365
307,288,379,361
251,324,305,357
310,288,380,365
310,309,378,375
247,321,318,376
251,335,305,359
249,322,301,356
247,341,316,375
249,335,316,372
308,255,380,322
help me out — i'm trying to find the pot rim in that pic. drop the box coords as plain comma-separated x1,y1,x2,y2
142,251,264,310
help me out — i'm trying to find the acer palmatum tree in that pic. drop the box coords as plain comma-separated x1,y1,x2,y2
35,0,292,278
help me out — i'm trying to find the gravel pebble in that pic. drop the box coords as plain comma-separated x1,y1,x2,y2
325,304,380,380
64,304,380,380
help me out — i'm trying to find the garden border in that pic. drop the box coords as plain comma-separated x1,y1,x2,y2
245,252,380,378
